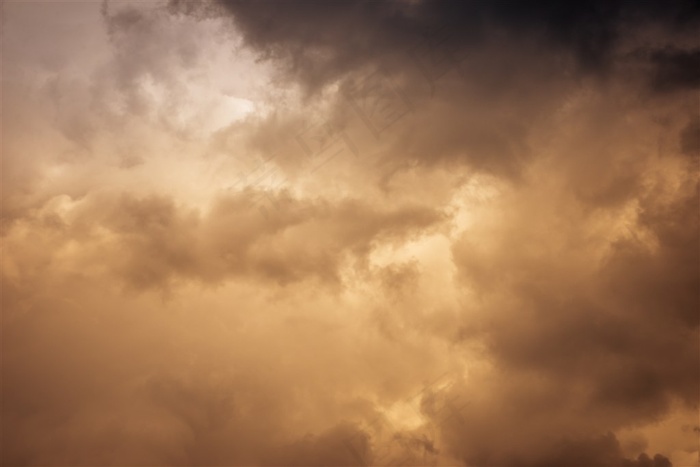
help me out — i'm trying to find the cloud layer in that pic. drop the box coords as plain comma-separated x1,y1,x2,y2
2,1,699,466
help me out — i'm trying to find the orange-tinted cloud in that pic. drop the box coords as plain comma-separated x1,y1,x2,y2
2,1,698,466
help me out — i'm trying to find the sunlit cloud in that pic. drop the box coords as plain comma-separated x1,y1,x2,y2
2,1,698,466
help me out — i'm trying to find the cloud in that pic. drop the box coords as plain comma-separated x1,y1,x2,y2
2,1,699,466
649,47,700,94
168,0,699,187
171,0,700,91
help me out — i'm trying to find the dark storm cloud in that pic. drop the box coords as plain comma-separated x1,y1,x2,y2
170,0,700,93
170,0,700,184
648,48,700,94
680,114,700,157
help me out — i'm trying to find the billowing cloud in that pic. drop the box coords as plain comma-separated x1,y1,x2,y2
2,1,698,466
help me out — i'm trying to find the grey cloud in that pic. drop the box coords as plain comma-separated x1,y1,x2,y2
170,0,700,184
171,0,700,93
649,48,700,94
680,114,700,157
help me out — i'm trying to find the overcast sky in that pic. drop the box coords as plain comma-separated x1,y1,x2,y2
2,1,699,466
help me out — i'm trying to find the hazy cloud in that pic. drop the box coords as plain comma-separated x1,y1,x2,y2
3,1,698,466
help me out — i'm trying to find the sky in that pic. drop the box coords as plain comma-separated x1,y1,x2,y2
1,1,699,466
